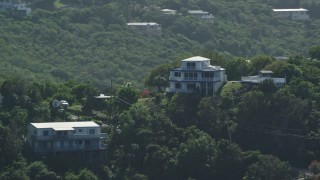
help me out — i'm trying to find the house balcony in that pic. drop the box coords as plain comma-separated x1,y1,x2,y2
31,133,106,141
241,76,286,84
169,76,221,82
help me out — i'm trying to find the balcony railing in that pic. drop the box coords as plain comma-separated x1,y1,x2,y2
169,76,221,82
31,133,105,141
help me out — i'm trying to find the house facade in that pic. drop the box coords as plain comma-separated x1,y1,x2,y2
167,56,227,95
0,0,31,15
27,121,107,153
127,22,161,35
188,10,214,23
241,70,286,87
272,8,309,20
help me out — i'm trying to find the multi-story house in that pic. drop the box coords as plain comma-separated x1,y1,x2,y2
127,22,162,35
188,10,214,23
0,0,31,15
272,8,309,20
27,121,107,153
167,56,227,96
241,70,286,87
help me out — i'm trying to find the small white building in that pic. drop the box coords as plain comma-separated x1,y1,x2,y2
161,9,176,15
27,121,107,153
127,22,161,35
188,10,214,23
272,8,309,20
241,70,286,87
0,0,31,15
167,56,227,95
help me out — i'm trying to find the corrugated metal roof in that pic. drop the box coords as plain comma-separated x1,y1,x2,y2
30,121,99,129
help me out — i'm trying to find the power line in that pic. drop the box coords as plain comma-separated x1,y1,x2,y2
236,124,320,140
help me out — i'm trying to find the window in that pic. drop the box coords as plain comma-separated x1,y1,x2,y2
78,129,82,133
175,83,181,89
184,72,198,80
34,130,37,135
78,140,83,145
187,62,196,69
187,84,196,89
174,72,181,77
43,130,49,136
89,129,95,134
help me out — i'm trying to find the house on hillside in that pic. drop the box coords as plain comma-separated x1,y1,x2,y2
127,22,162,35
161,9,176,15
0,0,31,15
167,56,227,96
188,10,214,23
241,70,286,87
27,121,107,153
272,8,309,20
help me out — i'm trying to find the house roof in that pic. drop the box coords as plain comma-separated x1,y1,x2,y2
188,10,209,14
182,56,210,62
260,70,273,74
272,8,308,12
161,9,176,12
30,121,99,129
127,22,159,26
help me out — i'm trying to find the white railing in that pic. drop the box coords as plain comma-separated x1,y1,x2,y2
241,76,286,84
169,76,221,81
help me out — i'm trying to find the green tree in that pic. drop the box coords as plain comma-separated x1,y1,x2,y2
243,155,292,180
77,169,98,180
309,45,320,60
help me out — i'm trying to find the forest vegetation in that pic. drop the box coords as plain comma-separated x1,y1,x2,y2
1,0,320,179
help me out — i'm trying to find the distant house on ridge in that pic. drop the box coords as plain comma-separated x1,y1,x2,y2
272,8,309,20
127,22,162,35
188,10,214,23
0,0,31,15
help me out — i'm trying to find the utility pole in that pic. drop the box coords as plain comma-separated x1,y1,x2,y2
225,111,232,144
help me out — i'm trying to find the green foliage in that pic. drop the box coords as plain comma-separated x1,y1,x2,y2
309,45,320,60
244,155,292,180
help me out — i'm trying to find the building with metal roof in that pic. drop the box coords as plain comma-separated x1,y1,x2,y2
27,121,107,153
272,8,309,20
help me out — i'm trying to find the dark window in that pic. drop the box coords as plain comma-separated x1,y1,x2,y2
85,140,91,146
175,83,181,89
174,72,181,77
34,130,37,135
187,62,196,69
78,129,82,133
187,84,196,89
78,140,83,145
89,129,95,134
43,130,49,136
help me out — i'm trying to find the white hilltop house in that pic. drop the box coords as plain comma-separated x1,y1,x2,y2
161,8,176,15
27,121,107,153
272,8,309,20
188,10,214,23
0,0,31,15
127,22,161,35
167,56,227,96
241,70,286,87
